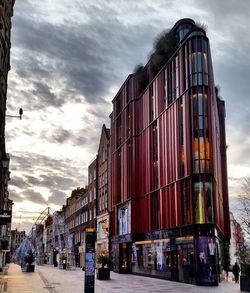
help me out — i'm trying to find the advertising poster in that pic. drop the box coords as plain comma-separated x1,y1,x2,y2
84,230,96,293
85,252,95,276
195,236,217,284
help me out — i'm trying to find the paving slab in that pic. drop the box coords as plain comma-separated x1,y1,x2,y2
5,263,242,293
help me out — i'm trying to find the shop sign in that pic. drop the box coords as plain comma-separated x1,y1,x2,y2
111,234,132,243
145,230,161,240
0,210,11,225
118,234,132,243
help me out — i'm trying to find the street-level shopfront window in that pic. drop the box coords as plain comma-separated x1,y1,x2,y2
132,237,195,284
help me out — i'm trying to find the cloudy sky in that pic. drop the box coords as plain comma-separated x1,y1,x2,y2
6,0,250,231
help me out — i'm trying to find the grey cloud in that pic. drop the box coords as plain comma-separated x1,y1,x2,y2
23,172,76,191
9,188,24,203
49,190,68,206
23,189,47,204
11,0,159,107
39,175,75,190
32,82,61,108
14,54,52,80
51,127,72,144
25,176,41,186
9,152,86,183
10,176,31,190
39,124,101,152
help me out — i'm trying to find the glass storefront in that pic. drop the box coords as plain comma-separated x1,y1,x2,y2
132,236,195,284
112,229,219,286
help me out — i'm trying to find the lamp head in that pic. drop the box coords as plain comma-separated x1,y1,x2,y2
19,108,23,119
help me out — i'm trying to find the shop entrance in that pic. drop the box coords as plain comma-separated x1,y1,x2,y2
120,243,132,273
170,248,178,281
177,244,195,284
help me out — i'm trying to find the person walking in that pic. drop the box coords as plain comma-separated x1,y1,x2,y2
232,262,240,283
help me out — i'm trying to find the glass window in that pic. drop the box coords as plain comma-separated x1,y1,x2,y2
175,56,179,98
203,53,208,73
197,53,202,72
205,178,214,223
203,40,208,53
192,53,197,73
149,84,156,121
118,203,131,235
198,93,203,115
194,178,205,224
199,116,204,130
199,137,205,160
193,94,197,115
198,73,203,85
194,138,199,160
205,138,210,160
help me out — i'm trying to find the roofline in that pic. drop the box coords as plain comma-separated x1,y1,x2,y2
112,74,133,103
172,18,195,31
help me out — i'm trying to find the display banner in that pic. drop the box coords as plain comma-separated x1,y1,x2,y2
195,236,217,284
84,229,96,293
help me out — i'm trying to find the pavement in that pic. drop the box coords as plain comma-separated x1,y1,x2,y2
3,263,243,292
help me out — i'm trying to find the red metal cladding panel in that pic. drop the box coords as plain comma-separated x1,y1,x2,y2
169,184,173,227
183,92,191,177
136,98,142,134
160,113,165,187
130,137,136,198
169,107,174,183
176,181,181,227
168,186,171,228
144,129,151,195
161,187,166,227
121,146,125,202
158,114,164,187
173,102,178,181
112,152,117,206
168,185,172,227
159,188,163,228
164,112,168,186
131,101,136,137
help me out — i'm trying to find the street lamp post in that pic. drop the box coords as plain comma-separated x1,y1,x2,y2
6,108,23,120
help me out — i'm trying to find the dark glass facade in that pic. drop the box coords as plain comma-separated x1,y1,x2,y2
110,19,230,286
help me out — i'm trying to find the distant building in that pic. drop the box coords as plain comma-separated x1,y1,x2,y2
230,212,244,265
64,187,89,267
96,125,110,257
109,18,230,286
44,214,53,265
88,158,97,230
10,229,26,253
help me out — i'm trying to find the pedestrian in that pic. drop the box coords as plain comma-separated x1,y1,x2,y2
232,262,240,283
225,268,229,280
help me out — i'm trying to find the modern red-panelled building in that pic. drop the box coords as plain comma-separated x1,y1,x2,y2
109,19,230,286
